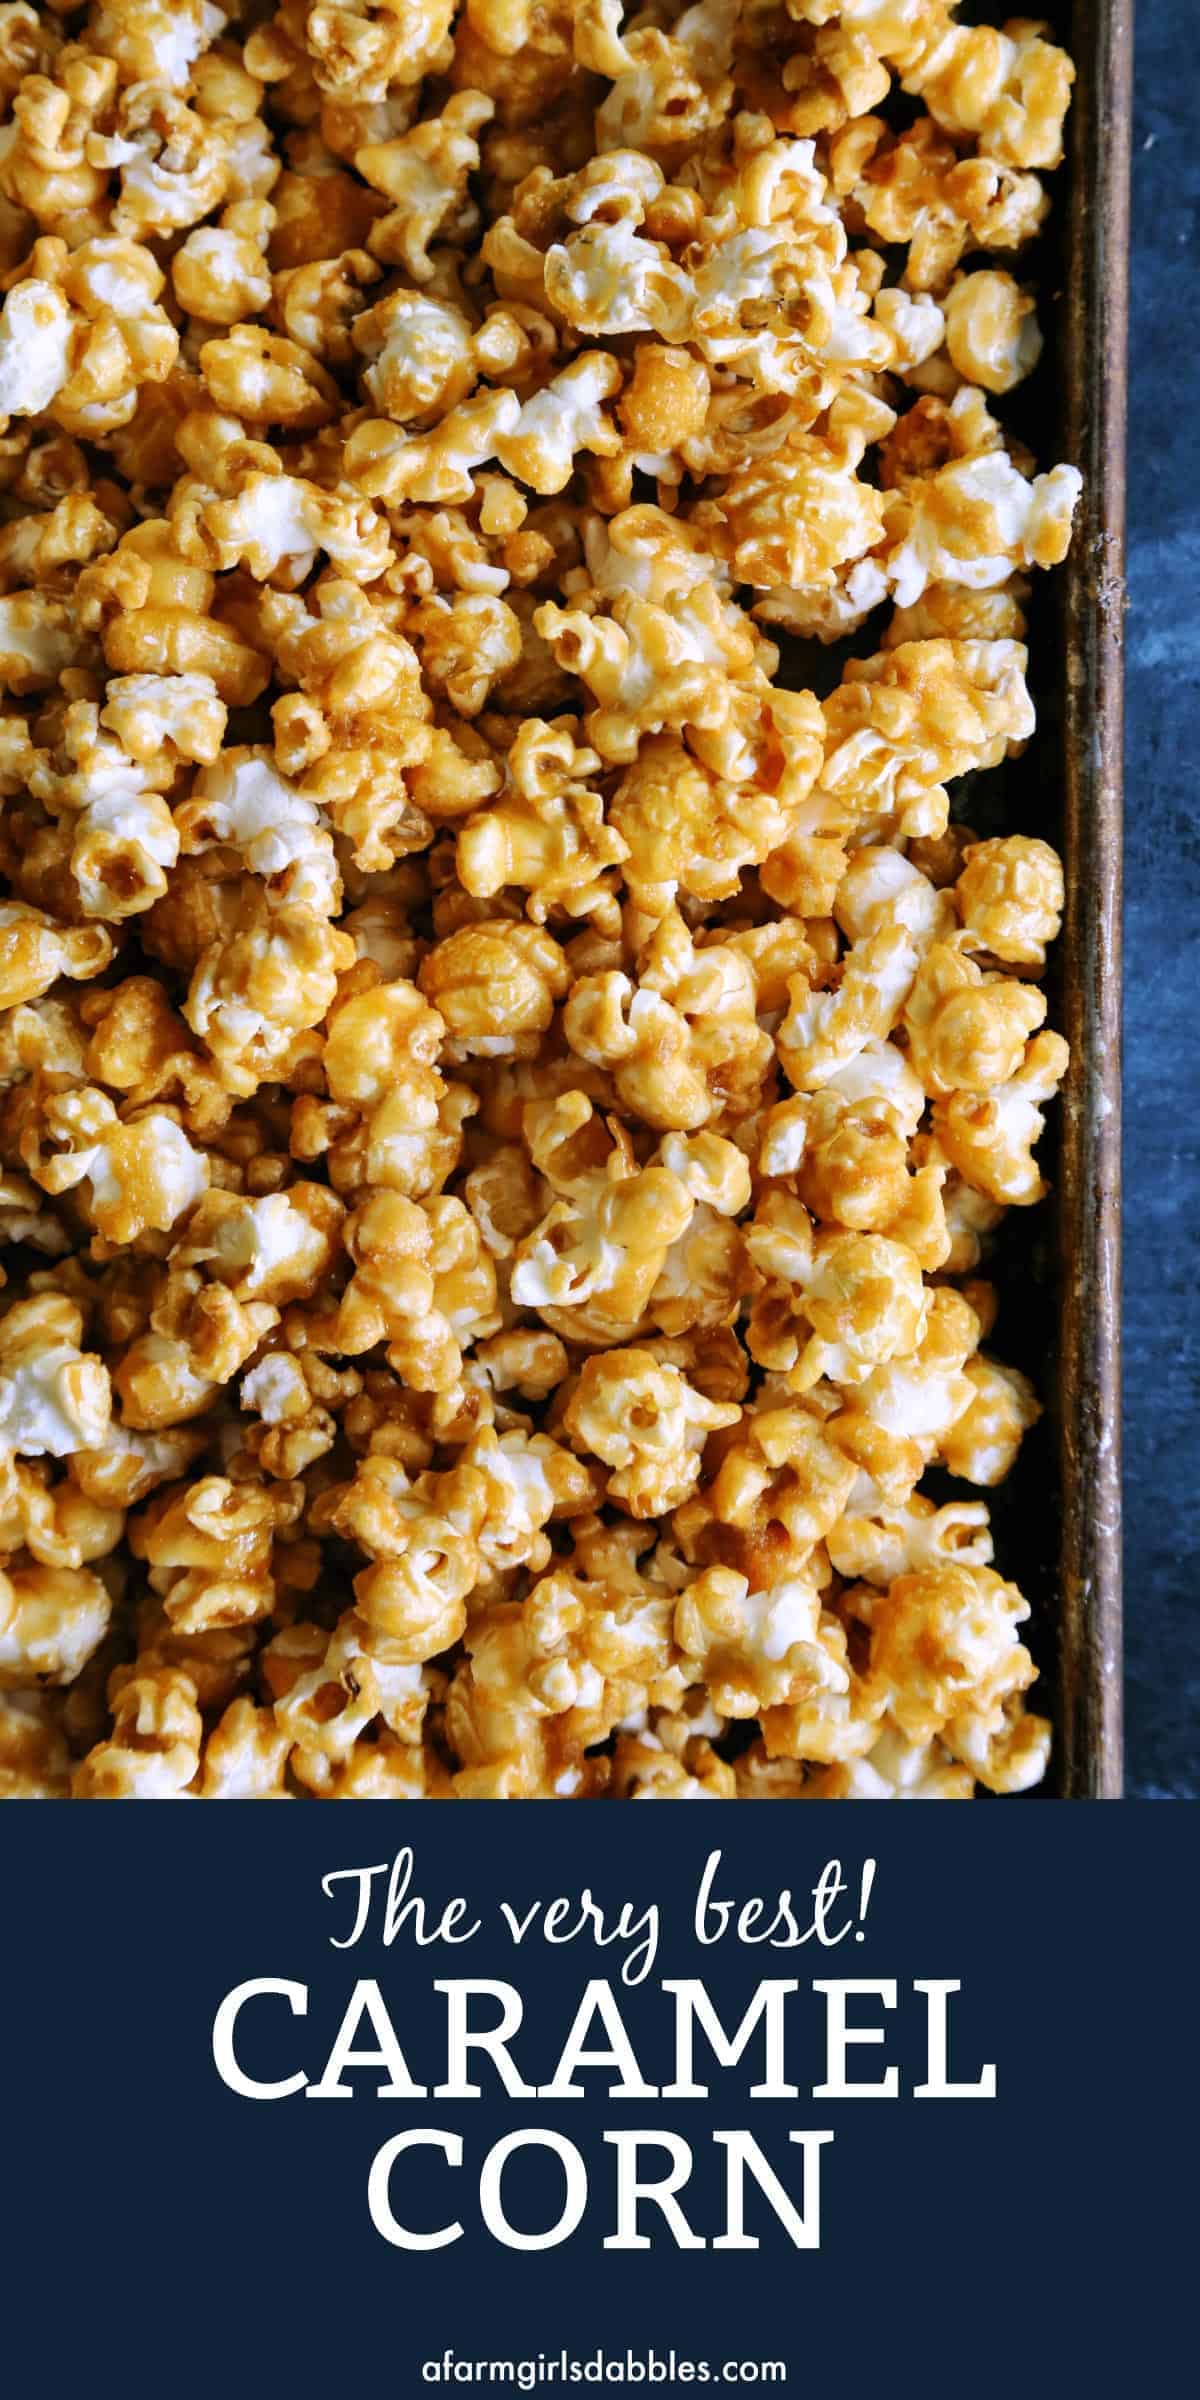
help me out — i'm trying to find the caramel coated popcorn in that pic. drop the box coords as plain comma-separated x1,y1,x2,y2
0,0,1078,1800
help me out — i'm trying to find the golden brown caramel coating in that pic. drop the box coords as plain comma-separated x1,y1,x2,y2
0,0,1074,1799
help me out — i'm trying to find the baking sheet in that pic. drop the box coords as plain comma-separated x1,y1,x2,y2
929,1,1129,1797
1055,0,1130,1795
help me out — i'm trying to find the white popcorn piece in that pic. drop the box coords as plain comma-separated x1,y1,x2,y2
0,594,77,692
240,1352,309,1423
887,451,1083,606
0,281,74,417
0,1341,111,1460
495,354,623,495
182,747,339,915
0,1565,112,1687
83,1114,207,1228
100,674,228,765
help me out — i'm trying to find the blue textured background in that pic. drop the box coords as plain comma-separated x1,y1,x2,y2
1125,7,1199,1793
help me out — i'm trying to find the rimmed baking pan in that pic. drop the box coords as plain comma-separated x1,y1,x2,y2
951,0,1127,1798
1055,0,1130,1794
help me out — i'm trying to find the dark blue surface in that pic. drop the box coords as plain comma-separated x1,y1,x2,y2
1125,7,1200,1794
0,1807,1187,2391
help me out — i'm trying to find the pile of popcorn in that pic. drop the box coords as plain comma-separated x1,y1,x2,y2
0,0,1080,1800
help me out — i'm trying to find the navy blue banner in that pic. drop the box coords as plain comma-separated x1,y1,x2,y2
2,1807,1189,2393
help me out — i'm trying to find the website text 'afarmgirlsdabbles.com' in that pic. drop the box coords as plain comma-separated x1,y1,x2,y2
420,2358,786,2389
